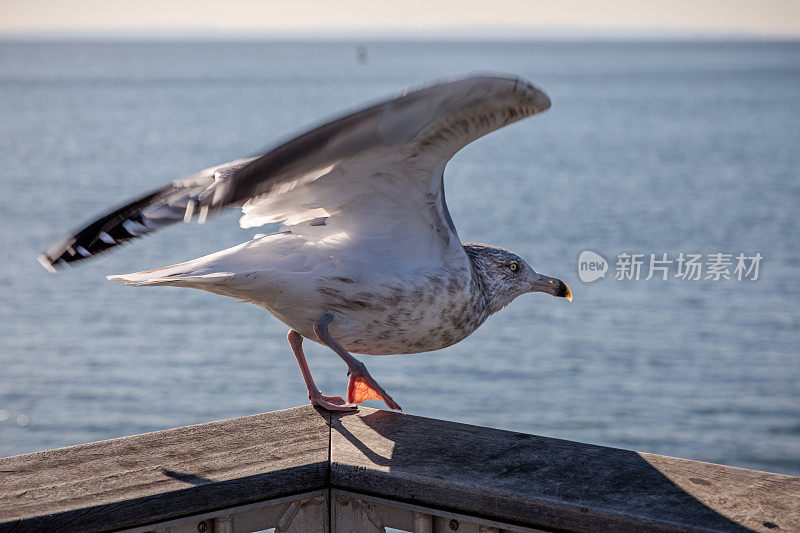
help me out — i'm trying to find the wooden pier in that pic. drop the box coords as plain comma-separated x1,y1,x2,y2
1,405,798,532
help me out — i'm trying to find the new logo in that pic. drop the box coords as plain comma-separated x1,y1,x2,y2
578,250,608,282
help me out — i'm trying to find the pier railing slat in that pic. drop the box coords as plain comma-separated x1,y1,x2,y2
0,406,329,532
1,405,798,532
330,408,800,532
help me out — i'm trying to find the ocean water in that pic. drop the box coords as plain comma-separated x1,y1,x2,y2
0,40,798,476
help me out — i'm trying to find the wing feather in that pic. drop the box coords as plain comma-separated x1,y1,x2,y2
38,158,254,268
39,74,550,271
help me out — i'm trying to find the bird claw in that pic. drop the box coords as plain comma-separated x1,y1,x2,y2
318,392,347,404
309,392,357,412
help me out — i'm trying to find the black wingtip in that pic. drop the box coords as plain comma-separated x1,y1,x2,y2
36,183,183,272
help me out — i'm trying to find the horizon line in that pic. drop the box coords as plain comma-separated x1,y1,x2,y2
2,25,799,42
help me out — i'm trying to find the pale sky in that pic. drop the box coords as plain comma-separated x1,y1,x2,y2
1,0,799,38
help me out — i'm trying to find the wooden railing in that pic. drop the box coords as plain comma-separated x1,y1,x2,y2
1,405,798,532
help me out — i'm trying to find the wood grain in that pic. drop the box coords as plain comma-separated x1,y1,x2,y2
330,408,800,533
3,405,798,533
0,405,329,532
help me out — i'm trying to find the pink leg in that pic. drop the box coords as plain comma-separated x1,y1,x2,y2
313,313,401,411
287,330,356,412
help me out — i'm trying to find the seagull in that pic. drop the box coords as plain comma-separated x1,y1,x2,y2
38,74,572,412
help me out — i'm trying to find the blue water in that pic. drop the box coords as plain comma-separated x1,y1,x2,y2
1,40,798,475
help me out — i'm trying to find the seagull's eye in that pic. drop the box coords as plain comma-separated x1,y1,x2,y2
508,262,519,272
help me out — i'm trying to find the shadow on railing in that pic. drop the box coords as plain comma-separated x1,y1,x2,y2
1,405,797,532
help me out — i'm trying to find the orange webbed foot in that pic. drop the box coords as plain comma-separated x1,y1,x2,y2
347,375,402,411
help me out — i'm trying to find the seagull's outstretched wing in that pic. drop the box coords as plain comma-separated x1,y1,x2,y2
39,74,550,272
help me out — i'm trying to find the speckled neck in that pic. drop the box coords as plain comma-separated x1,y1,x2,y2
463,242,523,316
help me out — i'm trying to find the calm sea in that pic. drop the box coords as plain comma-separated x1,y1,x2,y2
0,40,798,475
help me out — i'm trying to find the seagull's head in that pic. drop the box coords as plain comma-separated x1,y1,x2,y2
464,243,572,315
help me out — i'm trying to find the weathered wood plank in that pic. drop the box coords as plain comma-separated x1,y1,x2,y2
4,404,798,533
330,408,800,533
0,405,330,532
